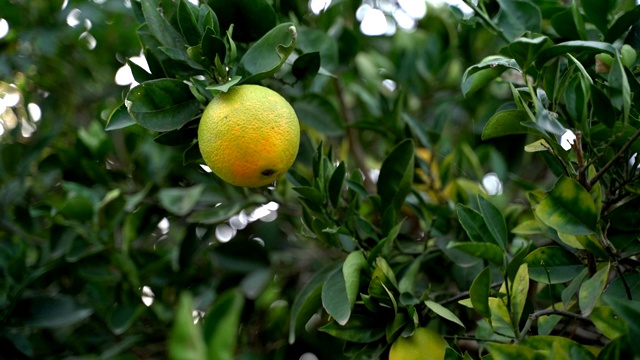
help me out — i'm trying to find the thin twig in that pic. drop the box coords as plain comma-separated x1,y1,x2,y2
599,224,633,300
588,127,640,189
0,218,47,245
439,282,504,305
517,309,592,343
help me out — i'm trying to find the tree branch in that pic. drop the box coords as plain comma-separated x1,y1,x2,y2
439,282,504,305
588,127,640,189
517,309,592,343
0,218,47,245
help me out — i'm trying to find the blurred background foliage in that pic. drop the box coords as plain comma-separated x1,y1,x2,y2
2,0,639,359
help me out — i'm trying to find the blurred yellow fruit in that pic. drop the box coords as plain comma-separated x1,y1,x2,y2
198,85,300,187
389,327,448,360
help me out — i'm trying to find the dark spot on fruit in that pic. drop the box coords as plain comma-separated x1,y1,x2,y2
261,169,275,176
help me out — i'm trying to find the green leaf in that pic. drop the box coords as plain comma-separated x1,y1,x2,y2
524,139,550,153
561,268,588,308
108,304,141,336
507,36,553,70
596,335,635,360
177,0,201,46
343,251,366,313
449,242,504,267
603,296,640,341
106,104,136,131
158,184,205,216
582,0,614,35
461,56,520,97
571,1,587,41
605,5,640,43
512,219,543,236
608,52,631,124
538,309,562,336
187,201,248,224
486,343,544,360
496,0,541,41
510,263,529,325
536,41,616,68
425,300,465,329
292,52,321,80
398,256,423,294
564,64,590,127
168,293,207,360
292,94,344,136
477,196,508,251
292,186,325,206
206,76,241,93
20,294,93,328
322,265,351,326
550,9,581,40
297,27,339,72
141,0,188,51
524,246,584,284
386,312,408,342
590,306,629,340
160,46,206,70
183,141,203,165
373,256,398,289
154,127,198,146
377,139,415,214
318,315,386,343
201,27,226,65
521,336,595,360
482,109,531,140
239,23,297,84
470,267,493,321
204,289,245,360
591,83,616,128
289,261,342,344
534,176,598,235
457,205,493,244
126,79,201,132
198,4,220,36
59,194,95,222
128,58,155,83
579,263,610,316
487,297,516,338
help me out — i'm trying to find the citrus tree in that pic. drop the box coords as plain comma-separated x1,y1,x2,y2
2,0,640,359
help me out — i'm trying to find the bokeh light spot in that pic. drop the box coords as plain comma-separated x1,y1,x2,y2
66,8,82,27
360,8,388,36
560,130,576,151
481,173,504,196
27,103,42,122
215,224,236,242
0,19,9,39
141,286,155,306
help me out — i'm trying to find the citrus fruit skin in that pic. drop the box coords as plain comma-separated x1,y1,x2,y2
389,327,448,360
198,85,300,187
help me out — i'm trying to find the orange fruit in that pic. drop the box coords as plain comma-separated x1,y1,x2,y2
198,85,300,187
389,327,448,360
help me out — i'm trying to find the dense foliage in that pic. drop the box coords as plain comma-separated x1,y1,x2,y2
2,0,640,359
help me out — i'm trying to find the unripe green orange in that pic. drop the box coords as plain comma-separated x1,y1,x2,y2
198,85,300,187
389,327,448,360
621,44,637,68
